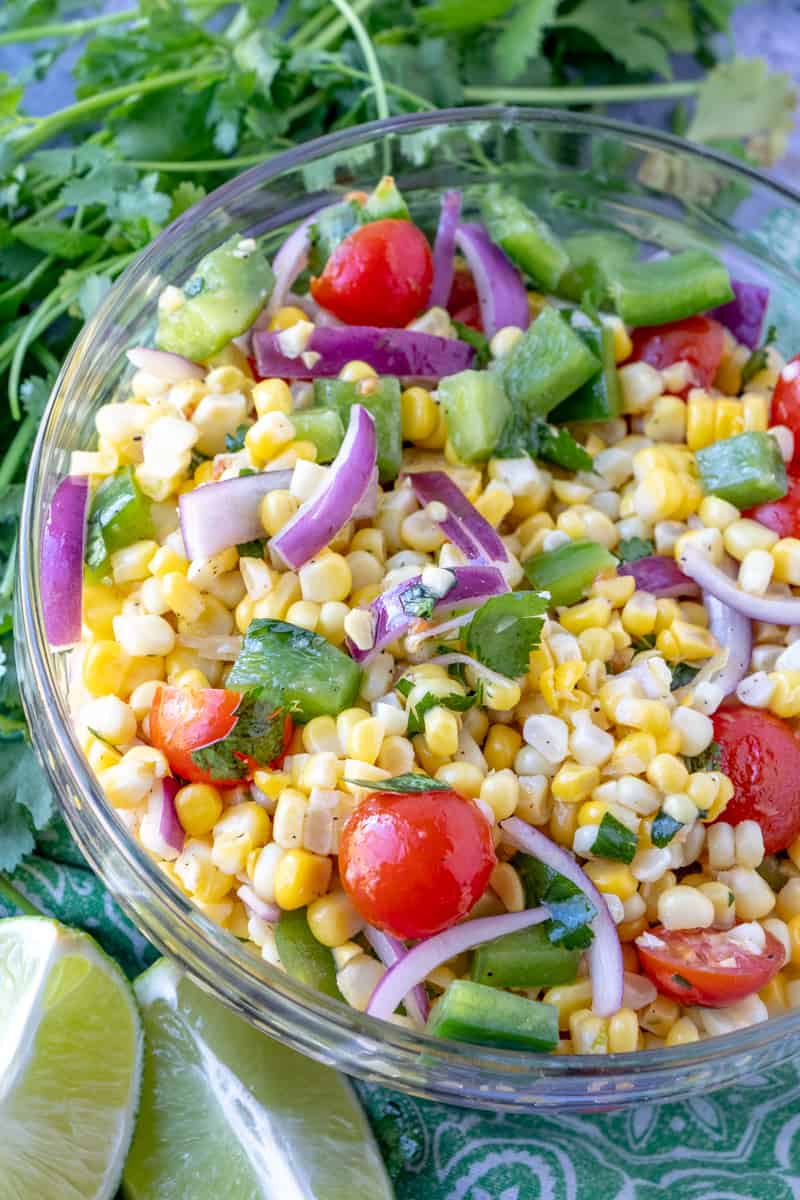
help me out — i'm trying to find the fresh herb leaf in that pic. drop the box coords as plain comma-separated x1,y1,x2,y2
225,422,250,452
672,973,692,989
0,740,54,872
617,536,655,563
527,418,593,472
405,688,479,737
685,740,722,773
651,809,683,848
591,812,637,864
688,59,797,165
190,692,286,782
670,662,700,691
399,582,440,620
493,0,558,84
631,633,657,652
741,323,778,386
515,856,597,950
558,0,672,77
347,772,448,792
466,592,547,677
236,538,266,558
451,320,491,368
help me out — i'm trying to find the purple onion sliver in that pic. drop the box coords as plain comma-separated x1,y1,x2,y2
41,476,89,649
271,404,377,569
453,222,530,339
253,324,474,381
178,469,293,560
237,884,280,924
709,279,769,349
126,346,205,381
680,544,800,625
618,554,700,599
266,213,317,318
499,817,624,1018
407,470,508,562
428,190,462,309
366,906,548,1021
363,924,429,1025
158,778,185,854
704,592,752,701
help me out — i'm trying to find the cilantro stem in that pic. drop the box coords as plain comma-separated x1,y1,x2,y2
0,535,17,600
0,7,137,45
127,153,272,173
0,413,37,494
326,0,388,123
8,291,69,420
296,0,375,49
0,876,40,918
316,63,436,111
462,81,701,105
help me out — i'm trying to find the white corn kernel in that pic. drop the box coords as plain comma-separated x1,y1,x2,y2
707,822,736,870
522,715,569,764
112,613,175,657
736,671,775,708
658,885,714,930
671,707,714,757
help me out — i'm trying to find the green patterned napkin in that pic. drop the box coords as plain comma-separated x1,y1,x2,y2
3,815,800,1200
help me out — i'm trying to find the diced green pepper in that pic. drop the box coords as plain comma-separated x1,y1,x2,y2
84,466,154,581
438,370,511,463
227,618,362,722
156,234,274,361
557,230,638,304
502,306,601,419
426,980,559,1052
470,925,580,989
482,186,569,291
523,538,617,608
609,249,733,326
362,175,410,221
275,909,343,1000
307,201,362,275
550,319,621,423
696,431,788,509
288,408,345,463
314,376,402,481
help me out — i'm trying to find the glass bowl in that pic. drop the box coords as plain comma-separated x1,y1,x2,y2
17,108,800,1113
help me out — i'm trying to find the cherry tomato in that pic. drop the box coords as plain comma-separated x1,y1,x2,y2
310,219,433,327
338,788,496,939
447,267,482,330
713,705,800,854
746,468,800,537
637,926,784,1007
630,316,726,394
150,686,291,786
769,354,800,466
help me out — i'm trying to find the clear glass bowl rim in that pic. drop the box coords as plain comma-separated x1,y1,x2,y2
17,105,800,1107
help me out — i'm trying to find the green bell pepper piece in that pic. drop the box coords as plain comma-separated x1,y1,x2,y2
314,376,402,482
84,466,154,581
471,925,581,989
227,618,362,722
275,909,343,1000
523,538,617,608
696,431,788,509
438,370,511,463
426,980,559,1052
609,249,733,326
156,234,274,361
288,408,345,463
557,230,638,303
482,186,569,291
550,319,622,423
362,175,410,221
502,306,601,419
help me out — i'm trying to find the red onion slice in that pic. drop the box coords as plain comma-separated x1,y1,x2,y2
347,563,508,663
352,466,379,520
271,404,377,569
366,906,548,1021
453,222,529,339
158,777,185,855
709,279,769,349
428,190,462,309
41,476,89,649
618,554,700,598
253,324,474,381
407,470,508,562
266,214,317,319
126,347,204,381
363,924,429,1026
704,591,753,699
178,469,293,561
680,544,800,624
499,817,624,1018
237,884,280,924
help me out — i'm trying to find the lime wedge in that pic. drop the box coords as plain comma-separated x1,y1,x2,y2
0,915,142,1199
124,958,394,1200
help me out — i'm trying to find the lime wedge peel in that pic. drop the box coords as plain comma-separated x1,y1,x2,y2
0,915,143,1200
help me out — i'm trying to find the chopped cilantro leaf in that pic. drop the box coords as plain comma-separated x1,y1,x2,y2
399,582,439,620
670,662,700,691
346,773,448,793
515,856,596,949
527,419,593,472
685,741,722,773
236,538,266,558
190,693,287,782
617,536,655,563
405,688,479,737
671,973,692,989
466,592,547,677
651,809,683,848
741,323,778,386
451,320,491,367
591,812,637,864
225,423,250,452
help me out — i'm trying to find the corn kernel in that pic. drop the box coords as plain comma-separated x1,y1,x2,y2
484,725,522,771
83,641,132,696
772,538,800,585
307,891,364,947
584,860,637,901
400,386,438,442
246,411,295,465
436,760,485,799
608,1008,639,1053
551,761,599,804
274,848,333,910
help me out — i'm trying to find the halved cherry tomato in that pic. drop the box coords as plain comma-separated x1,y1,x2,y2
769,354,800,466
746,468,800,537
447,266,482,331
713,705,800,854
637,926,784,1007
338,788,496,939
630,315,726,395
310,218,433,327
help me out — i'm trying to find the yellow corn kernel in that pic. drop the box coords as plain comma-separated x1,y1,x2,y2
245,411,295,465
307,891,364,947
786,914,800,967
251,573,302,622
548,798,578,846
161,571,204,622
601,315,632,363
591,573,636,608
86,737,122,773
772,538,800,586
83,640,132,696
646,753,689,795
252,378,293,418
484,724,522,771
698,495,740,532
742,391,769,432
654,597,683,633
299,553,352,604
82,584,124,639
543,980,593,1029
149,545,188,578
608,1008,639,1053
347,716,385,765
559,596,612,636
111,539,160,585
724,518,779,560
475,483,514,528
268,306,308,332
714,397,745,441
686,392,715,450
479,769,519,820
615,698,671,737
400,386,438,442
175,783,224,837
274,848,333,910
551,761,599,804
788,835,800,872
252,770,291,807
302,715,340,755
620,593,657,640
665,1017,700,1047
423,706,460,758
578,799,609,827
413,404,447,450
666,619,717,661
554,660,586,693
175,838,234,903
339,360,377,383
570,1010,609,1054
584,860,637,901
482,677,522,712
767,671,800,719
436,761,485,799
259,489,299,537
611,732,657,776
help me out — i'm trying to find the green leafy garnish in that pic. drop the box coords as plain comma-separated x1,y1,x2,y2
451,321,491,368
741,323,778,387
670,662,701,691
591,812,637,864
466,592,547,677
515,856,596,950
225,423,250,452
399,583,441,620
236,538,266,558
617,537,655,563
405,688,479,737
671,973,693,990
527,419,593,472
685,740,722,773
190,693,287,782
346,773,448,793
651,809,683,848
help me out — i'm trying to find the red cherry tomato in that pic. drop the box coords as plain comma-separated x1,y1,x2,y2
630,316,726,395
150,686,291,786
446,266,482,330
746,468,800,537
769,354,800,466
713,705,800,854
637,926,784,1007
310,219,433,327
338,788,496,939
